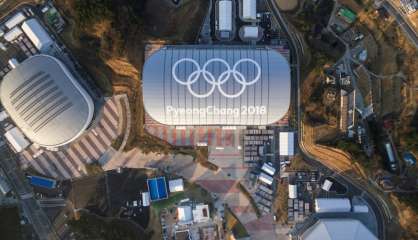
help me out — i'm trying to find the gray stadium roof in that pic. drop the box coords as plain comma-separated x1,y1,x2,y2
0,55,94,147
142,46,291,126
301,219,378,240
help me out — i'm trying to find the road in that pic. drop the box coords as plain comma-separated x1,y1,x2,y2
266,0,391,239
0,144,59,240
379,0,418,48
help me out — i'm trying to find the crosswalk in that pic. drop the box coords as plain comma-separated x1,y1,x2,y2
19,97,121,180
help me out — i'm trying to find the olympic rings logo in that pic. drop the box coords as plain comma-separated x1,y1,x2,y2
172,58,261,98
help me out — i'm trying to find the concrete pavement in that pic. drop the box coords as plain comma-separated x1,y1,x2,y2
0,144,59,240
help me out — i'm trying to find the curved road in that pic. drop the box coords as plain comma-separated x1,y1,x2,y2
380,0,418,49
265,0,391,239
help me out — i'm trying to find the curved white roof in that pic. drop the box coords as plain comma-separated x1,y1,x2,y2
218,0,232,31
142,46,291,126
302,219,378,240
242,0,257,21
0,55,94,147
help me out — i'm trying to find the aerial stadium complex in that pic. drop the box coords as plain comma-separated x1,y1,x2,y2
0,54,94,148
143,45,291,126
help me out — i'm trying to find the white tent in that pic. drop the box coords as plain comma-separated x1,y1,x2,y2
4,27,23,42
321,179,333,191
21,18,54,52
279,132,295,156
259,172,274,185
4,12,26,29
289,184,297,199
142,192,150,207
242,0,257,21
301,219,378,240
261,162,276,176
192,204,210,223
169,179,184,193
218,0,232,31
314,198,351,213
5,127,30,153
242,26,259,38
177,205,193,224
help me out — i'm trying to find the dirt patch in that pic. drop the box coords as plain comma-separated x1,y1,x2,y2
275,0,298,11
301,65,339,127
273,182,289,224
390,194,418,239
354,66,372,106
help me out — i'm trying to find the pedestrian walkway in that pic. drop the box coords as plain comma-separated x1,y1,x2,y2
18,97,124,179
145,125,242,147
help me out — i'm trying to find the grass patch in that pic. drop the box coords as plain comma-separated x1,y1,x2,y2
195,147,219,171
85,162,104,176
288,154,313,171
0,207,22,240
333,139,382,174
225,207,249,239
111,135,123,150
150,192,186,213
274,182,289,224
151,182,214,215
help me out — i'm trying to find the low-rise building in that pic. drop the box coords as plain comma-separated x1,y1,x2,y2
314,198,351,213
279,132,295,156
169,179,184,193
21,18,54,53
4,127,30,153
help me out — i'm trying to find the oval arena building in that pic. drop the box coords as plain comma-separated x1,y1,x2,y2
0,55,94,148
142,46,291,126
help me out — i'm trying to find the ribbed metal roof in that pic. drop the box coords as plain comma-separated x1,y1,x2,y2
302,219,378,240
0,55,94,147
142,46,291,126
